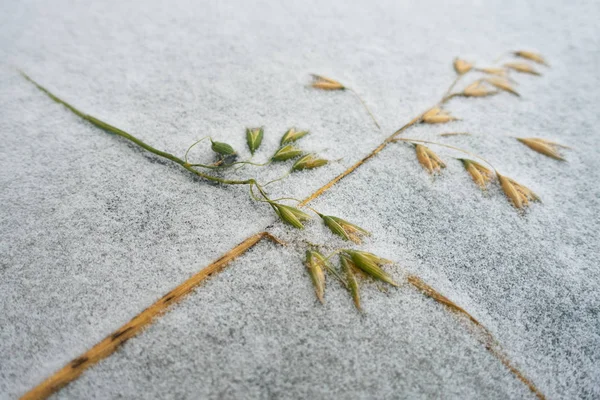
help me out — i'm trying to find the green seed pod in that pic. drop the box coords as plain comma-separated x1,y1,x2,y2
319,214,370,244
273,203,311,229
345,250,397,287
305,250,326,303
271,144,303,162
320,214,349,241
210,139,236,156
292,154,328,171
246,127,264,155
340,254,361,310
280,128,309,145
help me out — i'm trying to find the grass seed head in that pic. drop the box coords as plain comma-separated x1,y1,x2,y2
460,159,494,190
415,144,446,174
422,107,458,124
485,77,520,96
479,67,507,76
246,127,264,155
497,173,540,209
462,80,497,97
517,137,567,161
310,74,345,90
340,254,361,311
504,62,541,76
319,214,370,244
271,144,303,161
292,154,328,171
453,58,473,75
280,128,309,145
514,51,548,66
305,250,326,303
210,139,236,156
344,250,398,287
273,203,311,229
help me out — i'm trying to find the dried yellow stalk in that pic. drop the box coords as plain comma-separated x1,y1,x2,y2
453,58,473,75
514,51,548,66
504,62,541,76
422,107,458,124
497,174,540,209
415,144,446,174
462,81,497,97
460,159,494,190
516,138,568,161
310,74,345,90
479,67,507,76
485,77,519,96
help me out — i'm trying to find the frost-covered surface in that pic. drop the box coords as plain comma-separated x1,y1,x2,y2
1,0,599,399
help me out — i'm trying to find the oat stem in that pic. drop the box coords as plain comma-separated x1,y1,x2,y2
348,88,380,129
20,71,254,187
184,137,209,163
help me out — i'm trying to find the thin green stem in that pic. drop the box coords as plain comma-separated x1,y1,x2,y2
184,137,209,163
20,71,253,186
263,169,291,187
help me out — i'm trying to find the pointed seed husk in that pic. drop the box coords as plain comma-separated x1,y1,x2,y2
516,137,567,160
320,214,370,244
415,144,446,174
305,250,326,303
271,144,303,161
274,203,311,229
463,81,497,97
485,77,520,96
340,254,361,311
246,127,264,155
479,67,507,76
497,173,540,209
453,58,473,75
514,51,548,66
280,128,309,145
460,159,494,190
346,250,398,287
311,74,345,90
210,139,236,156
504,62,541,75
422,107,458,124
292,154,328,171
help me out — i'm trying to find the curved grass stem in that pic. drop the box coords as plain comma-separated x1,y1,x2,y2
349,88,380,129
20,71,253,187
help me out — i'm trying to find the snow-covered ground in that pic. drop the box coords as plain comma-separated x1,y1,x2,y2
1,0,599,398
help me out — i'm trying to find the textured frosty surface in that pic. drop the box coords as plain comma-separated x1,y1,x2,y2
1,0,599,398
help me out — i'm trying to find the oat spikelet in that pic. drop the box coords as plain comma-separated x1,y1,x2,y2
514,51,548,66
479,67,507,76
460,159,494,190
310,74,345,90
453,58,473,75
305,250,327,303
340,254,361,311
504,62,541,76
517,138,568,161
497,173,540,209
422,107,458,124
485,77,520,96
415,144,446,174
462,80,497,97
